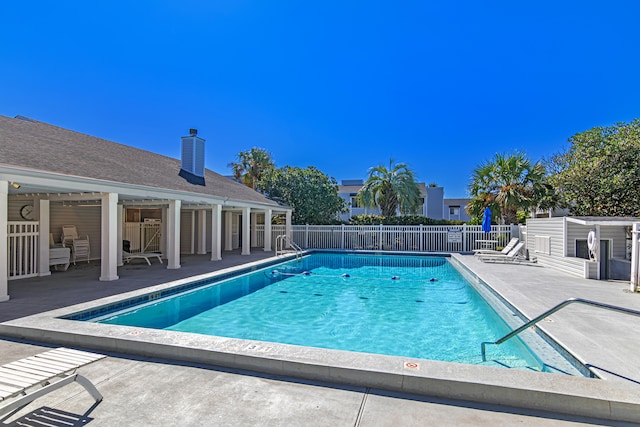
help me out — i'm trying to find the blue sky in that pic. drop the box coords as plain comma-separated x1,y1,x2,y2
2,1,639,198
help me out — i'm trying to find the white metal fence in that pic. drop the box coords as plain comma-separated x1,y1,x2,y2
8,221,39,280
256,224,515,252
123,222,162,253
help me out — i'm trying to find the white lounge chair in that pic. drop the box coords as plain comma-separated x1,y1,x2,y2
473,237,519,255
123,251,163,266
477,241,528,263
49,233,70,271
0,348,105,421
61,225,90,264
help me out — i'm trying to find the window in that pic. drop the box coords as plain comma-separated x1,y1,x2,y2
349,193,360,208
449,206,460,216
534,235,551,254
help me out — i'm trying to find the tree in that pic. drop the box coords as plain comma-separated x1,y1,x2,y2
228,147,274,189
257,166,348,224
357,159,421,217
467,152,549,224
548,119,640,216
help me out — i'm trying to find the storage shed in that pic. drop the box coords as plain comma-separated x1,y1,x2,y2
525,216,639,280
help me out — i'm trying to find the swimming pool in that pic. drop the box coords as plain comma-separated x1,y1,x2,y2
82,253,578,373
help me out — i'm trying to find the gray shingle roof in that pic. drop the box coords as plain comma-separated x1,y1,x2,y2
0,115,283,208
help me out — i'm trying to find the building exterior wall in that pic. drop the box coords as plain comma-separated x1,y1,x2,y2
424,187,443,220
526,217,631,280
525,217,593,278
443,198,471,222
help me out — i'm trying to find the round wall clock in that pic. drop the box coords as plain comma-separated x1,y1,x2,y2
20,204,34,220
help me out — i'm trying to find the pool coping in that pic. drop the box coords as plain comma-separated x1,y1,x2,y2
1,251,639,422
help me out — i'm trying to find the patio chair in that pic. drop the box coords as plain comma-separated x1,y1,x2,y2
61,225,90,264
473,237,519,255
0,348,105,421
477,241,528,263
123,251,163,266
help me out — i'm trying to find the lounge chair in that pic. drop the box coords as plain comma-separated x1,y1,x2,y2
473,237,519,255
477,241,528,263
49,233,70,271
0,348,105,421
61,225,90,264
123,251,163,266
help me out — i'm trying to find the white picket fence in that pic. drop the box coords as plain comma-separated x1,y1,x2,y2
8,221,39,280
256,224,515,252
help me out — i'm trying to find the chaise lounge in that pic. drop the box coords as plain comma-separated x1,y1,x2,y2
0,347,105,421
477,241,530,263
123,251,163,266
473,237,519,256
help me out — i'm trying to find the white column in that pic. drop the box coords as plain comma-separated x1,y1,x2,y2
285,210,293,249
595,224,601,280
211,204,222,261
100,192,119,281
264,208,272,252
187,211,194,254
197,210,207,254
631,223,639,292
250,212,257,247
0,181,9,302
224,211,233,251
38,199,51,276
117,204,123,267
242,207,251,255
160,207,167,259
166,200,181,269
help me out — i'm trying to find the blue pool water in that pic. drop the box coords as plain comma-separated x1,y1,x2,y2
91,253,554,371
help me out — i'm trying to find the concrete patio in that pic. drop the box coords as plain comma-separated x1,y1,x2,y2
1,251,640,426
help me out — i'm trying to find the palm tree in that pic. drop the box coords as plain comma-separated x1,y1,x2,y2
228,147,274,189
467,152,548,224
357,159,421,217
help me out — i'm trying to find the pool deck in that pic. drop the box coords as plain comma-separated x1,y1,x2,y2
1,251,640,425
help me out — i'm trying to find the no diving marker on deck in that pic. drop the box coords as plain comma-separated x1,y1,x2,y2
404,361,420,370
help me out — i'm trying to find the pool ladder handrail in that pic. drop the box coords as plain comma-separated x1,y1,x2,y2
275,234,303,260
481,297,640,361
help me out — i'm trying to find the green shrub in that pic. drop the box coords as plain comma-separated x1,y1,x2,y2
349,214,465,226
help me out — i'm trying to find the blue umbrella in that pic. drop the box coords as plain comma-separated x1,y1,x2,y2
482,207,492,233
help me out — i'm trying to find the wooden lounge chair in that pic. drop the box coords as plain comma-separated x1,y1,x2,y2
0,348,105,421
123,251,163,266
477,241,528,263
473,237,519,255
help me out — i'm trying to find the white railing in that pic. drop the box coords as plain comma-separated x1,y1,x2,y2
255,224,514,252
8,221,39,280
123,222,162,253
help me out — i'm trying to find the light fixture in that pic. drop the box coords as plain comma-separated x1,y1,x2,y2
10,182,20,189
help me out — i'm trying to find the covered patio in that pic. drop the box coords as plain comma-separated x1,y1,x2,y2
0,115,294,302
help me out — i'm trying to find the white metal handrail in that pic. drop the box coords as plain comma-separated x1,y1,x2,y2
481,298,640,361
275,234,302,260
